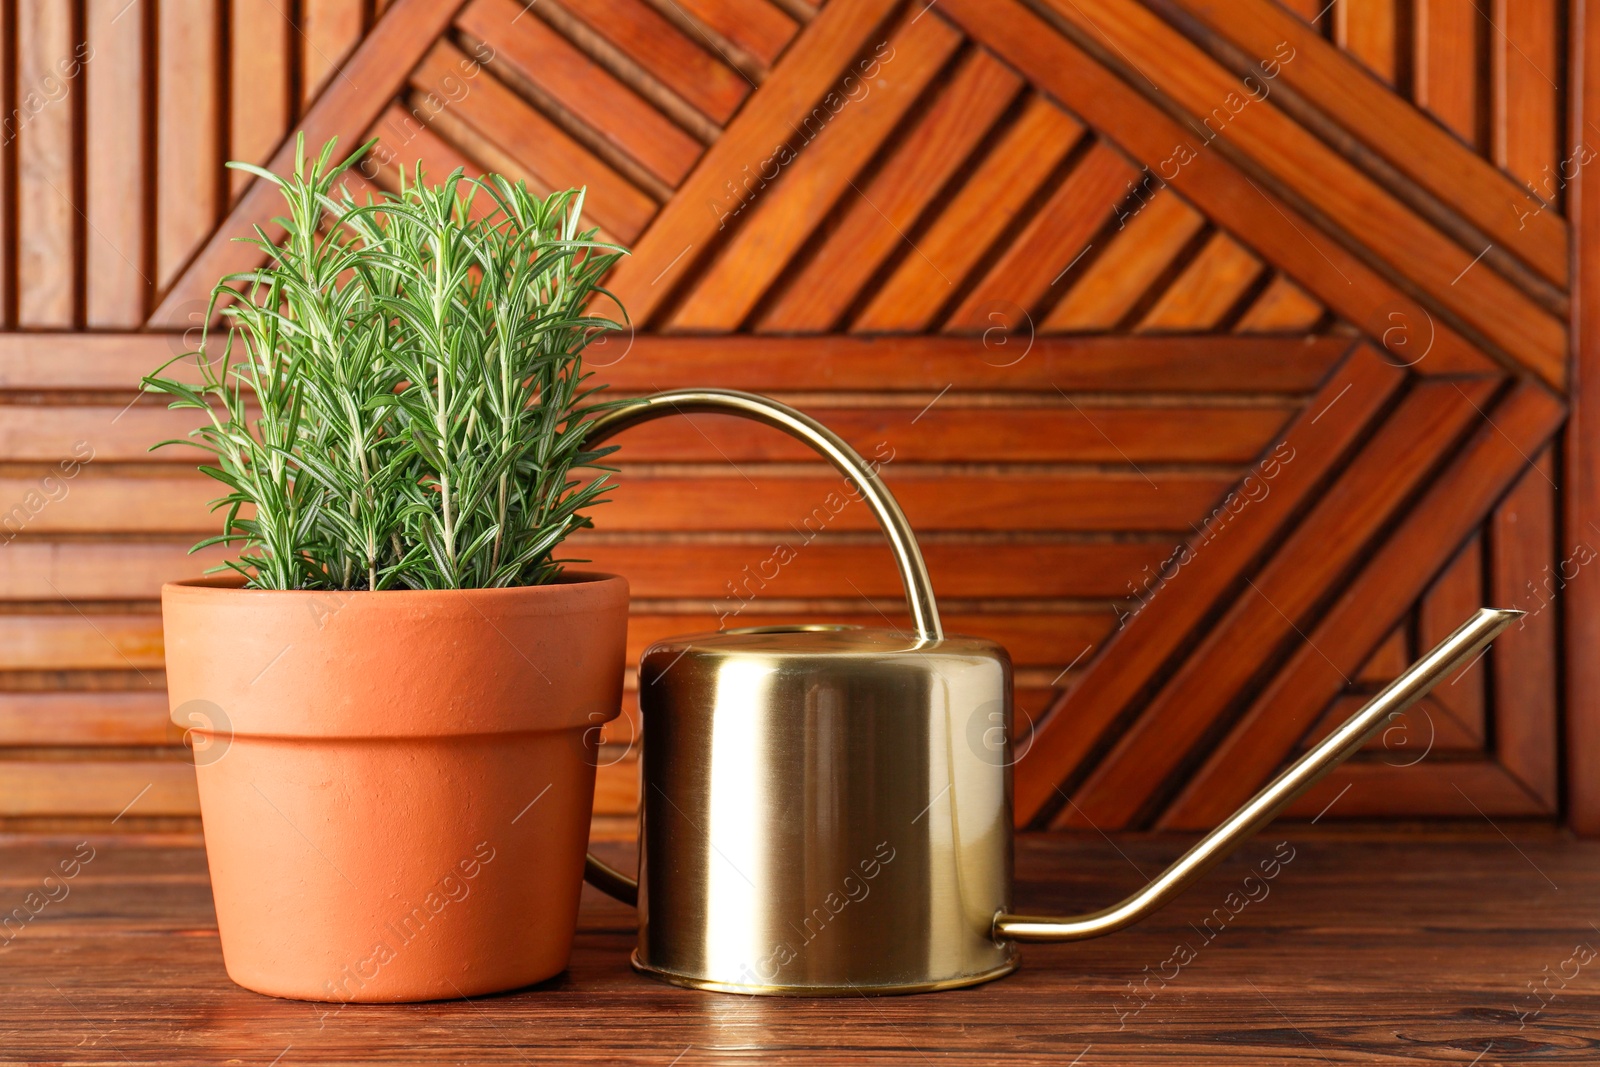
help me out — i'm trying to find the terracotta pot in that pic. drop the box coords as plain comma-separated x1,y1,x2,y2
161,573,629,1002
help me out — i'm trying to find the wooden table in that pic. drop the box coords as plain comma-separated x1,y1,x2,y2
2,829,1596,1065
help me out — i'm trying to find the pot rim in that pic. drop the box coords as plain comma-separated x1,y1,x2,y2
162,570,627,601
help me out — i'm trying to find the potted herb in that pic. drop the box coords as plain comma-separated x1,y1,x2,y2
149,138,630,1002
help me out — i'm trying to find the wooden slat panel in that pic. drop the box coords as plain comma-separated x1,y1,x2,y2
1014,344,1403,825
0,541,227,601
1136,232,1263,332
673,0,799,67
602,0,902,323
941,0,1504,382
668,10,962,330
0,692,175,747
2,538,1167,601
1166,0,1567,289
0,760,196,817
1418,534,1488,747
598,470,1235,533
155,0,220,292
1042,191,1206,332
409,40,656,242
1022,0,1562,383
945,142,1138,330
3,402,1292,464
1335,0,1398,84
1490,449,1559,810
228,0,292,200
301,0,367,106
0,610,1115,671
0,333,1352,392
459,0,703,188
552,0,751,125
1492,0,1560,196
1567,0,1600,836
1164,382,1567,827
601,404,1294,463
1284,759,1550,818
17,0,78,327
757,47,1022,332
1057,376,1498,830
1415,0,1482,146
0,468,1234,535
149,0,473,326
85,0,148,327
853,97,1085,331
1233,275,1325,333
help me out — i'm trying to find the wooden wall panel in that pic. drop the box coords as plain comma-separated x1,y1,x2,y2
86,0,147,326
0,0,1582,837
16,0,78,328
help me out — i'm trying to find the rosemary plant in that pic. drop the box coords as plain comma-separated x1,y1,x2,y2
145,137,629,590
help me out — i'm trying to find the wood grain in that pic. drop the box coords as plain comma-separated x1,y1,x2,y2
550,0,752,125
155,0,220,293
1,834,1597,1063
853,96,1084,331
668,9,962,330
1027,0,1564,382
756,47,1022,332
945,142,1138,330
17,0,78,327
940,0,1505,382
1233,275,1325,333
0,332,1350,392
1568,0,1600,836
1136,231,1263,332
228,0,293,201
459,0,703,189
1492,0,1560,195
408,39,656,242
1417,533,1487,746
1166,0,1568,289
1013,343,1400,826
1335,0,1397,84
301,0,367,106
1490,449,1560,810
1163,382,1567,827
1058,378,1499,830
1042,190,1206,332
1415,0,1482,146
603,0,902,322
85,0,148,326
148,0,473,326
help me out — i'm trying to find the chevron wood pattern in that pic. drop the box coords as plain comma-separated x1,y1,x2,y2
0,0,1588,837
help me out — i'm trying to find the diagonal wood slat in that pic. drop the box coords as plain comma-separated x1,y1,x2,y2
1159,0,1568,289
603,0,902,324
1053,375,1501,830
1160,381,1567,828
938,0,1505,382
1012,342,1396,825
1025,0,1567,383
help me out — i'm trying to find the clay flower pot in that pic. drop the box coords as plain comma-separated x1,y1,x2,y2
161,573,629,1002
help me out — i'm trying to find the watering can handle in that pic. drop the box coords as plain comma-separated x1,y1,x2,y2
579,388,943,905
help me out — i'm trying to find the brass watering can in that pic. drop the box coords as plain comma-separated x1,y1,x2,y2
581,389,1518,996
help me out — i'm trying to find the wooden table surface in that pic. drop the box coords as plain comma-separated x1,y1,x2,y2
2,828,1596,1065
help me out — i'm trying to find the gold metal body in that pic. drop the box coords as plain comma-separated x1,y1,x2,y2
582,389,1520,995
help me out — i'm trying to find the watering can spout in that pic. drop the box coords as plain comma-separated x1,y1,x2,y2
994,607,1521,943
